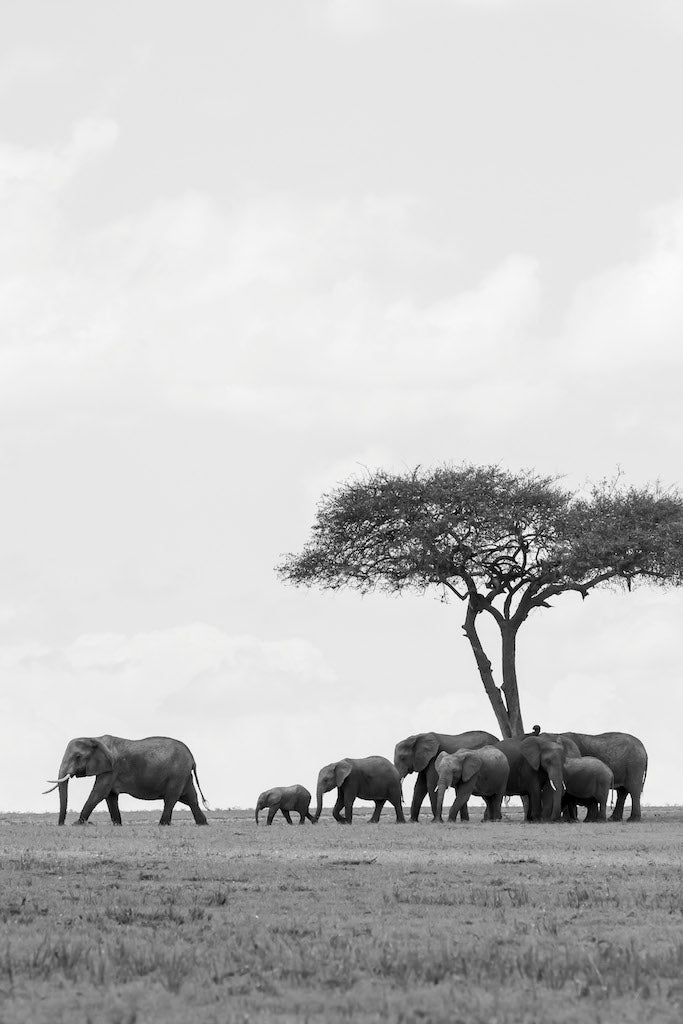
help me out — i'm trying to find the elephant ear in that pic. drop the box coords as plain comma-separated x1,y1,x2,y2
334,760,353,787
461,754,480,783
85,738,115,775
520,738,541,770
414,734,440,772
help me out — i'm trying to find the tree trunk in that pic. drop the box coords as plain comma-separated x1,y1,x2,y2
500,623,525,737
462,602,514,738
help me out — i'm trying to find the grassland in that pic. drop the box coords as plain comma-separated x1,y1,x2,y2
0,806,681,1023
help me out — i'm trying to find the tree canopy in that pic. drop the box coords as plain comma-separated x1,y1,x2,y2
277,465,683,737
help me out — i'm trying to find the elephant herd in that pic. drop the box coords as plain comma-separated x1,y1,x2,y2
44,727,648,827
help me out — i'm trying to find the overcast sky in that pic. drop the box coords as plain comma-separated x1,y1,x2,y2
2,1,682,814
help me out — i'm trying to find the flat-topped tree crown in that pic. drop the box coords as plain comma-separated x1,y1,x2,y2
277,464,683,738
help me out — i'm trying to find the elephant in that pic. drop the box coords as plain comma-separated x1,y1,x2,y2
313,755,405,824
393,729,500,822
255,785,314,825
561,756,614,822
496,734,566,821
434,746,510,823
561,732,647,822
44,735,209,826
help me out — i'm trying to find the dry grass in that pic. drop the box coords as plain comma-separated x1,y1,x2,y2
0,806,682,1022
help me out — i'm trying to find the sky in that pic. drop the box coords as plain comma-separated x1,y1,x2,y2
1,0,682,814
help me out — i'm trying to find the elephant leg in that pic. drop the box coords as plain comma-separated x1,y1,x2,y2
391,790,406,823
159,798,178,825
179,779,208,825
448,781,475,822
610,787,627,822
486,794,503,822
410,772,428,822
369,800,385,823
583,799,598,822
282,810,293,824
527,786,542,822
426,764,439,819
343,793,354,824
628,787,642,822
159,779,186,825
298,811,306,824
333,792,347,824
565,797,579,822
105,793,122,826
596,795,607,822
75,777,112,823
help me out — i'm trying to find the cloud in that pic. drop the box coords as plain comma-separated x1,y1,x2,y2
0,46,58,94
316,0,384,35
562,195,683,372
0,116,119,200
0,623,336,726
0,155,542,435
0,623,343,811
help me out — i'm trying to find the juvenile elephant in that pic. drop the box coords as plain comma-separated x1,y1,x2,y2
255,785,314,825
496,734,566,821
393,729,500,822
313,755,405,824
434,746,510,823
561,756,614,822
562,732,647,821
44,735,209,826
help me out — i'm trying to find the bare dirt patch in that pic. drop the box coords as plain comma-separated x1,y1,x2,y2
0,808,681,1022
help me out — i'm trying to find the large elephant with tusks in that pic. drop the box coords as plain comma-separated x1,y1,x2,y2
44,735,209,826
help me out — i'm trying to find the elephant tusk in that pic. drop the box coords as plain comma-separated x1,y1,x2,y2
549,780,557,792
43,774,71,794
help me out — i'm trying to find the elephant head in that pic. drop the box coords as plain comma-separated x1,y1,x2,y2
44,737,115,826
520,736,564,820
393,734,440,779
313,760,352,822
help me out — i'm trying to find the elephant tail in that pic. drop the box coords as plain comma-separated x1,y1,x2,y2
193,767,210,811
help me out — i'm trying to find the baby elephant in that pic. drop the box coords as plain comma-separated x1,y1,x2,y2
435,746,510,823
561,756,614,822
255,784,314,825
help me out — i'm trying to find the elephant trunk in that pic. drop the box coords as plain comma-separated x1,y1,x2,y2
255,804,260,825
58,779,69,825
313,782,325,823
57,751,73,826
547,770,563,821
435,783,446,822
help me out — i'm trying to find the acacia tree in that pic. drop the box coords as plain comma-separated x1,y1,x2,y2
277,465,683,738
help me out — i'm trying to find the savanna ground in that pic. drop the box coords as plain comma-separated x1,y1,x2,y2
0,806,681,1024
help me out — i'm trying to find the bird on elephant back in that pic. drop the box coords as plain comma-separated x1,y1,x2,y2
393,729,500,822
